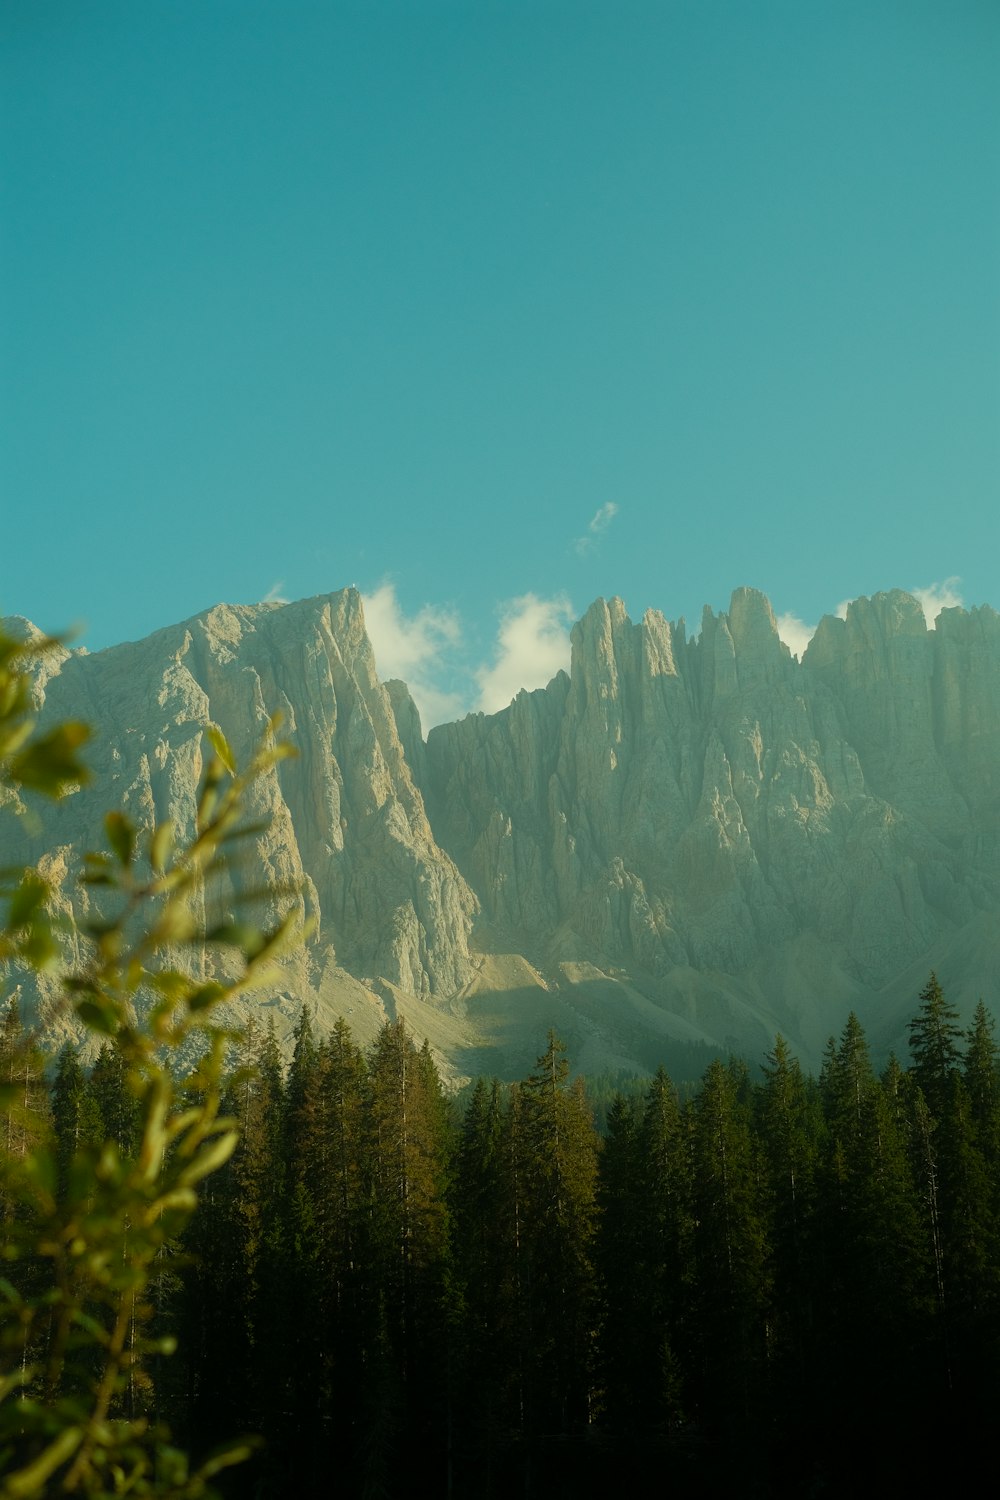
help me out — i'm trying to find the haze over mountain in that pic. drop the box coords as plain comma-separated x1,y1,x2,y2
5,584,999,1081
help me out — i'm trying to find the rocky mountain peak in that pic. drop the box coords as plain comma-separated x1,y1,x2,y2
6,584,1000,1077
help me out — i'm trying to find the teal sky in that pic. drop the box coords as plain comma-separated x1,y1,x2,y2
2,1,998,724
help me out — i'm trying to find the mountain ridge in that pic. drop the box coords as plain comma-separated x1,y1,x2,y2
5,584,999,1080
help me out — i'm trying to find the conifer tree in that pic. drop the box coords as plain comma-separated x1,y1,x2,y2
907,987,999,1402
284,1005,319,1175
820,1011,872,1151
518,1031,599,1438
594,1093,642,1435
689,1058,767,1434
452,1076,521,1490
964,1001,1000,1163
909,972,963,1120
298,1019,369,1485
815,1015,929,1456
86,1041,140,1157
316,1017,367,1272
635,1067,691,1432
0,995,52,1400
180,1014,287,1468
50,1044,84,1201
364,1019,453,1488
235,1017,288,1428
0,995,49,1173
597,1080,691,1443
757,1036,819,1398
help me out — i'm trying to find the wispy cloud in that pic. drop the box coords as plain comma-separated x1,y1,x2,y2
911,576,963,625
361,582,466,729
774,611,816,661
263,580,288,604
574,501,619,555
475,594,574,714
361,585,576,727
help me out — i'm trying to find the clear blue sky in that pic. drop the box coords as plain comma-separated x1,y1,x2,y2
2,1,997,723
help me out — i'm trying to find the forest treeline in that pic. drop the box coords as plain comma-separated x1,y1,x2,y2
4,974,1000,1497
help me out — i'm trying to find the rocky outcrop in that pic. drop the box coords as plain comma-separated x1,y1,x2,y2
2,592,477,1058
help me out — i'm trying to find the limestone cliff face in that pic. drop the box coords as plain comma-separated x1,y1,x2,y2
6,585,1000,1073
4,592,476,1031
424,589,1000,1056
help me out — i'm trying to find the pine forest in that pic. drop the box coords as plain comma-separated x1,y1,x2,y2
3,976,1000,1496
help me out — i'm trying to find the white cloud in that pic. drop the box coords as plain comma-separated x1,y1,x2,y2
263,580,288,604
574,501,619,555
835,598,852,620
361,584,575,729
911,576,963,626
362,582,460,677
475,594,574,714
361,582,465,729
775,611,816,661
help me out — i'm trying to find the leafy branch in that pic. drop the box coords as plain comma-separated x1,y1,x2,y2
0,621,302,1497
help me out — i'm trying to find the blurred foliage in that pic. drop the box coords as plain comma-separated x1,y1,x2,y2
0,620,301,1497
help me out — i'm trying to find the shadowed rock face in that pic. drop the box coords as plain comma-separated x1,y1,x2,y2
5,585,1000,1074
424,588,1000,1059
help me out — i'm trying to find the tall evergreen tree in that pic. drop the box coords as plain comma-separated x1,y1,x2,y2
86,1040,140,1156
688,1058,768,1436
821,1011,872,1149
635,1067,691,1432
518,1031,598,1439
594,1092,643,1436
964,1000,1000,1163
815,1015,929,1473
0,994,50,1171
50,1041,102,1203
364,1019,453,1490
180,1015,286,1468
452,1076,521,1491
907,986,1000,1406
757,1036,819,1402
909,972,963,1120
313,1017,368,1398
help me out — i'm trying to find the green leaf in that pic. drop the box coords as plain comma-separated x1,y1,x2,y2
75,997,119,1036
148,970,191,1001
178,1129,238,1186
204,920,265,955
151,904,197,944
218,818,270,844
10,720,90,797
19,921,59,969
187,981,226,1013
205,722,236,775
0,1366,32,1404
149,819,174,874
5,871,49,928
0,1424,84,1497
63,975,97,994
104,810,136,867
196,1436,263,1479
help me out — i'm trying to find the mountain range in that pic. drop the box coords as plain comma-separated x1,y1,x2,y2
5,584,1000,1081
